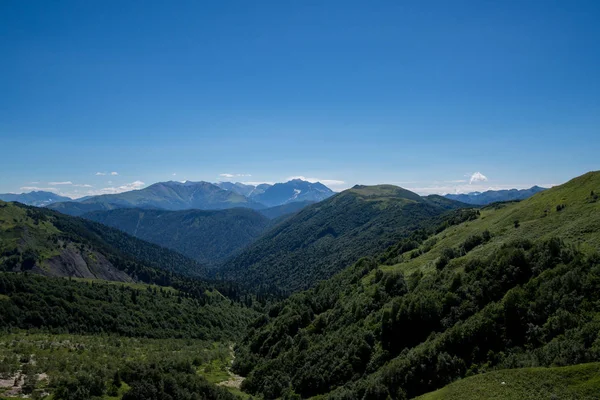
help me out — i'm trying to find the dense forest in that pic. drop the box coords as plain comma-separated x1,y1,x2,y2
235,237,600,399
0,272,257,340
83,207,271,265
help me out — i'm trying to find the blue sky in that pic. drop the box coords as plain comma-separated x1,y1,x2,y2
1,0,599,198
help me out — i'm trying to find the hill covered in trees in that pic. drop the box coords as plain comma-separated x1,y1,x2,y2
0,200,210,281
0,200,262,399
83,207,272,266
219,185,468,293
232,171,600,399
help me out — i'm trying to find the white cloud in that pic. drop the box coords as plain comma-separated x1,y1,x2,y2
286,176,347,188
48,181,73,185
172,173,177,176
52,180,146,199
110,172,119,176
220,173,252,179
469,172,488,184
73,184,93,188
95,180,145,195
241,181,275,186
95,172,106,176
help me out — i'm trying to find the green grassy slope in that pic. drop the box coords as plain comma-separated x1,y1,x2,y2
83,207,271,265
415,363,600,400
220,185,467,293
390,171,600,276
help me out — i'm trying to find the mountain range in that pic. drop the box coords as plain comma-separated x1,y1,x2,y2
444,185,546,205
0,191,72,207
42,179,335,216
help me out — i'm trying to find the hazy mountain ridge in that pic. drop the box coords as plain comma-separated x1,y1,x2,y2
0,191,72,207
444,185,546,205
46,180,264,216
45,179,332,216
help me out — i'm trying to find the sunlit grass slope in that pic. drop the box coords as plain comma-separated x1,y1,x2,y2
389,171,600,275
415,363,600,400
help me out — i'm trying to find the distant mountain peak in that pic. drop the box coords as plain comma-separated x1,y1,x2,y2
0,190,72,207
252,179,335,207
445,186,546,205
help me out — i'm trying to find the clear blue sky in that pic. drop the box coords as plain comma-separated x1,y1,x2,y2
1,0,599,197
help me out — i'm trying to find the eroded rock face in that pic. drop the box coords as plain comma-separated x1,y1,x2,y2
35,245,133,282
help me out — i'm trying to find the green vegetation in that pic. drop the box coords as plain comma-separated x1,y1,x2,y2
0,333,238,400
84,207,270,266
220,185,467,293
233,172,600,399
387,170,600,276
2,171,600,399
0,200,263,398
0,272,256,339
0,201,258,301
416,363,600,400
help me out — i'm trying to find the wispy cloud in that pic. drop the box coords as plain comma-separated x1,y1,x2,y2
95,172,106,176
92,180,145,195
220,173,252,179
286,176,347,189
469,172,488,184
39,180,146,199
48,181,73,185
110,172,119,176
241,181,275,186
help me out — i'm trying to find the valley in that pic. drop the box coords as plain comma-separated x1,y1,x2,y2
1,172,599,400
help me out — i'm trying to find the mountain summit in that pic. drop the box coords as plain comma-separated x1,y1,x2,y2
251,179,334,207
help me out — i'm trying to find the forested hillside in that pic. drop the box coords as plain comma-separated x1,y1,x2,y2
0,200,262,399
84,207,271,265
220,185,467,293
0,200,209,280
233,171,600,399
